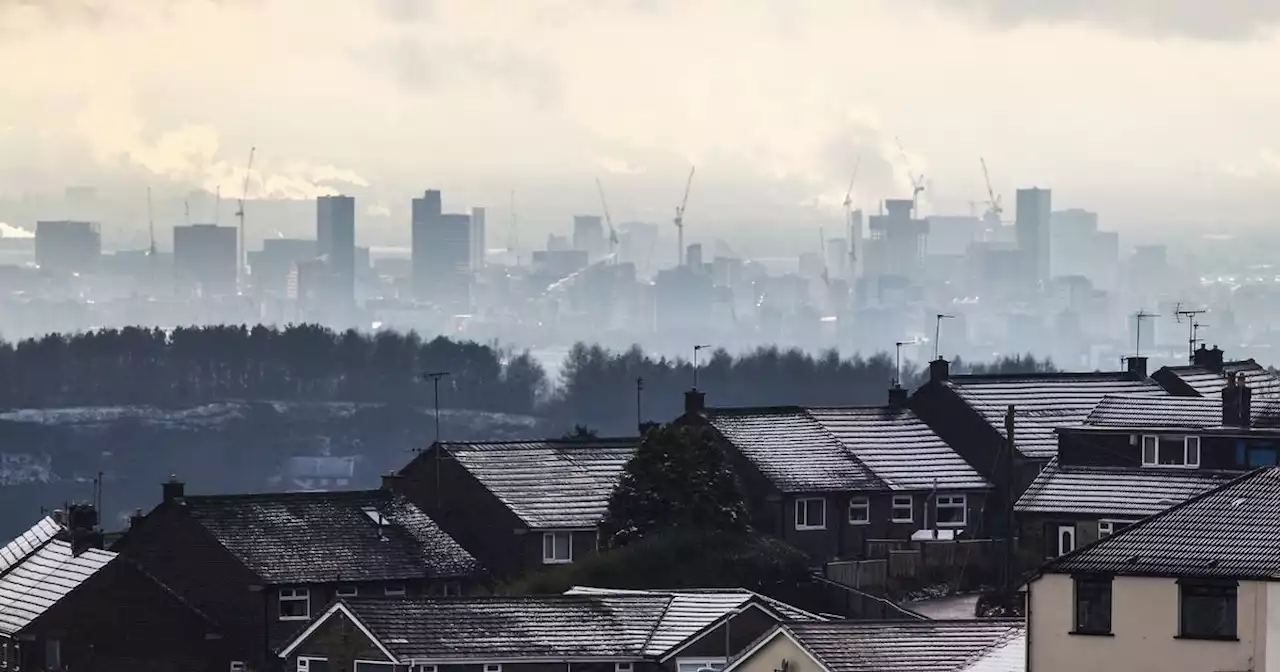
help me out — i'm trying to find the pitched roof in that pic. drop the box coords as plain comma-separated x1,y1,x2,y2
776,620,1025,672
1044,467,1280,579
707,406,988,492
1154,360,1280,399
0,519,116,636
290,589,822,662
426,438,639,529
180,489,480,584
942,373,1167,459
1083,393,1280,430
1015,457,1238,517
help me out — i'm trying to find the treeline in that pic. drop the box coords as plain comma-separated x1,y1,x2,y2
0,326,1054,432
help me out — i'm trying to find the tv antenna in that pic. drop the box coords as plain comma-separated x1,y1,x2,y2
893,339,920,387
933,314,954,360
692,344,711,389
1174,304,1208,363
1132,309,1158,358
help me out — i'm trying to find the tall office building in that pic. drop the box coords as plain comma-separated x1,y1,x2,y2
317,195,356,303
411,190,471,309
573,215,605,260
470,207,486,270
1015,187,1052,283
865,200,928,280
34,220,101,273
173,224,237,296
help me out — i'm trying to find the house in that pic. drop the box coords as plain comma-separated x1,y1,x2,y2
1026,466,1280,672
679,389,991,561
0,506,230,672
720,619,1025,672
1151,345,1280,398
280,456,356,491
277,586,825,672
112,477,483,671
1019,376,1280,560
909,356,1168,534
392,437,639,576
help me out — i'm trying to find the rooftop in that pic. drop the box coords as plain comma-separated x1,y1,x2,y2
422,438,639,529
769,619,1025,672
1015,457,1238,517
943,372,1167,459
179,489,481,584
1081,393,1280,430
1044,467,1280,579
0,517,115,636
1153,359,1280,399
707,406,988,492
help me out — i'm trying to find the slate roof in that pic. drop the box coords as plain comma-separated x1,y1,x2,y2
1045,467,1280,579
942,373,1168,459
776,620,1026,672
427,438,639,529
1015,457,1238,517
1083,393,1280,430
302,589,823,662
707,406,989,492
1154,359,1280,399
179,489,480,584
0,519,116,636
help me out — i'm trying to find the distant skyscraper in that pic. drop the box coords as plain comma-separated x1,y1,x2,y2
173,224,237,296
34,220,101,274
573,215,605,260
470,207,486,271
317,195,356,303
411,190,470,309
1015,188,1052,283
865,200,928,280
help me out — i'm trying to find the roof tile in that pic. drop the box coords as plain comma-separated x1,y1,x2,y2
782,619,1025,672
0,535,115,636
1015,457,1238,517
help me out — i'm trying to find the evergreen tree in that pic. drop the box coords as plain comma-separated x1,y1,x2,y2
603,423,747,546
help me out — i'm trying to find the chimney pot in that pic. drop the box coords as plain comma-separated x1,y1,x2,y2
162,476,185,504
929,358,950,383
684,389,706,415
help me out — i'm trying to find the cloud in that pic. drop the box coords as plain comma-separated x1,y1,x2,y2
0,222,34,238
932,0,1280,40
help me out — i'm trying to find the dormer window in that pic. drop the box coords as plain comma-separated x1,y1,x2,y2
1141,435,1200,468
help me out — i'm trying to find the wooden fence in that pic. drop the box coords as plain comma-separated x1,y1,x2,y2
829,538,1007,590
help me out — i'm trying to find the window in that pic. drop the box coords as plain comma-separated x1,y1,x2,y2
336,585,358,598
1141,435,1200,467
1097,520,1137,538
1072,576,1112,635
1057,525,1076,557
230,664,247,672
415,666,438,672
1179,581,1237,639
848,497,870,524
935,495,967,526
384,584,406,596
676,659,726,672
484,665,503,672
794,498,826,530
891,495,913,523
616,664,635,672
1240,442,1279,468
542,531,573,564
298,658,331,672
279,587,310,620
45,640,61,671
354,663,396,672
442,581,463,597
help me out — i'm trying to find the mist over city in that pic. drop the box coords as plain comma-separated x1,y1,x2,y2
2,4,1280,670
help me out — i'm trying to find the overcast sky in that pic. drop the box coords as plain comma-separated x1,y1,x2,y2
2,0,1279,250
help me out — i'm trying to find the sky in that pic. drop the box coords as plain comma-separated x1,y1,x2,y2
2,0,1280,251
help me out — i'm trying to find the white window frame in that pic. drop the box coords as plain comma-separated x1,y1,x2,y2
616,663,635,672
298,657,328,672
676,658,727,672
279,587,310,621
336,585,358,598
415,666,439,672
934,494,967,527
891,495,914,523
1098,519,1139,538
847,496,870,525
1141,434,1201,468
794,497,826,530
1057,524,1076,557
484,665,503,672
384,584,406,596
542,531,573,564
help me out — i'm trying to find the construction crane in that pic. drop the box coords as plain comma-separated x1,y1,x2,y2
843,156,861,272
594,177,619,260
979,157,1003,227
233,146,256,290
674,166,695,266
895,137,925,218
146,187,156,257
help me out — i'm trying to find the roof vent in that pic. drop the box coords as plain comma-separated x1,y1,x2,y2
1125,555,1141,564
1230,497,1247,508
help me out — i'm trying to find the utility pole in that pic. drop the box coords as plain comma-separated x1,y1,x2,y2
933,314,954,361
423,371,451,512
692,344,711,389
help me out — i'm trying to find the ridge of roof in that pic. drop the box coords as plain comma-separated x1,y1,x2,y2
439,436,641,448
948,370,1142,383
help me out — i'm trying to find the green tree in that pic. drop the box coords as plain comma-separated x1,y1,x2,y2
602,423,747,546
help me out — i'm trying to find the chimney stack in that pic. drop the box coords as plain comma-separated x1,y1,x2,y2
1126,356,1148,380
162,475,185,504
129,508,145,529
888,385,909,409
62,502,103,557
1194,344,1225,371
1222,372,1252,427
380,472,403,492
929,358,950,383
684,389,706,415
